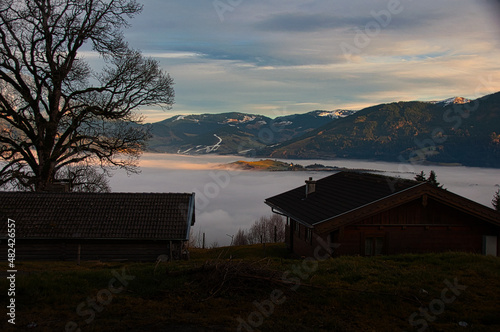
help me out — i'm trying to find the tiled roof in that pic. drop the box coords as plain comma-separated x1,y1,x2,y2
265,171,419,226
0,192,195,240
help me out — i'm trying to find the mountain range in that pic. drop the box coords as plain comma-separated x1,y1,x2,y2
261,92,500,168
146,92,500,168
146,110,355,155
1,92,497,168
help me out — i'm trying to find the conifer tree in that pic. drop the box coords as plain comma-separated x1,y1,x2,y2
427,170,442,188
492,189,500,211
415,170,443,188
415,171,426,182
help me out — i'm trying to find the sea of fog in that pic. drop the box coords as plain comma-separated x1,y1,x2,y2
109,153,500,246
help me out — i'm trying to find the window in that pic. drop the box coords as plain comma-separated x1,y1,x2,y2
295,221,300,234
330,230,339,243
375,237,384,255
483,235,498,256
365,238,373,256
365,237,385,256
306,228,312,244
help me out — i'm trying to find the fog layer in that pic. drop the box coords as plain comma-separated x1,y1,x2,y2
109,153,500,246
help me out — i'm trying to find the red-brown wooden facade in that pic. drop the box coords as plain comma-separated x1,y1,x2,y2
270,172,500,258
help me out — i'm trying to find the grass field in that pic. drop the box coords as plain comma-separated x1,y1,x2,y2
1,244,500,331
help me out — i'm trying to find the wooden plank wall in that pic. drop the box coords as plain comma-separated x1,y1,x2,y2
301,197,500,257
0,240,186,261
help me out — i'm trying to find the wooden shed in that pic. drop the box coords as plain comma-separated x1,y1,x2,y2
265,172,500,258
0,192,195,261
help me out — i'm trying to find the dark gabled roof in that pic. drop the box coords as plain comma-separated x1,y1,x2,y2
265,171,422,227
265,171,500,229
0,192,195,240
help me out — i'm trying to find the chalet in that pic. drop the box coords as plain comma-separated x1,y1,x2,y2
0,192,195,261
265,172,500,257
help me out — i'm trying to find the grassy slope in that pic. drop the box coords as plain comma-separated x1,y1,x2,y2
227,159,293,171
1,244,500,331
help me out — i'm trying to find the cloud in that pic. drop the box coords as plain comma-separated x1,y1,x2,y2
197,209,233,228
145,52,204,59
254,10,441,33
139,159,221,170
256,13,361,32
112,0,500,119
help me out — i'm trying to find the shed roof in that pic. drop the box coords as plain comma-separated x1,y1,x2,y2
0,192,195,240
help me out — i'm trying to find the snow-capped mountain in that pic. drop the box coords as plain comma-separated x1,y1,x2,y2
146,110,357,155
429,96,471,106
262,92,500,168
314,110,358,118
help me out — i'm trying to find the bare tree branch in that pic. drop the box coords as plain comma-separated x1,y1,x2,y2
0,0,174,191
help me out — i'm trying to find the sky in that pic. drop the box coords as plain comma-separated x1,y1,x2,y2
114,0,500,122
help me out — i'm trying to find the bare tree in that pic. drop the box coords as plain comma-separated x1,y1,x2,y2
62,165,111,192
233,228,248,246
0,0,174,191
247,214,285,244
